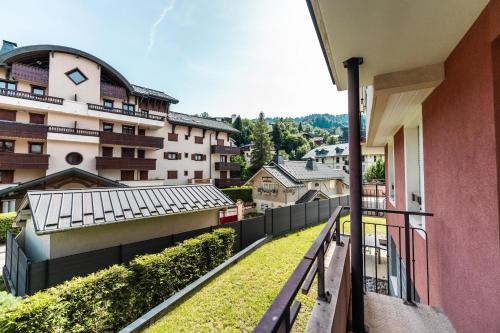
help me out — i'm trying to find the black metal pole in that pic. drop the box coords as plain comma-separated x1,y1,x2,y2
343,57,364,333
404,213,415,305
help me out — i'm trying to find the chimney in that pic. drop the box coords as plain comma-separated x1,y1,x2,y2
306,158,318,171
272,154,284,165
0,40,17,55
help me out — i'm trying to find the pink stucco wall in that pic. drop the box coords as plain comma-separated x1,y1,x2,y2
386,2,500,332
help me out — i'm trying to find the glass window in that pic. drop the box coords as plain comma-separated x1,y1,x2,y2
103,99,114,109
102,147,113,157
137,149,145,159
122,103,135,112
194,154,203,161
29,143,43,154
0,140,14,152
31,86,45,96
0,80,16,90
103,123,113,132
167,152,178,160
65,152,83,165
122,125,135,135
65,68,88,85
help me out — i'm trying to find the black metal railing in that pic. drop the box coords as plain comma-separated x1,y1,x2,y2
362,181,386,216
48,125,100,137
87,103,165,121
254,206,344,332
0,88,63,105
343,207,433,305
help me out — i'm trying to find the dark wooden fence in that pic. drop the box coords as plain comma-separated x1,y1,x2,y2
3,195,349,296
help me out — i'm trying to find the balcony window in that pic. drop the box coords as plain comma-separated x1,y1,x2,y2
29,113,45,124
0,80,17,91
138,128,146,136
139,170,148,180
31,86,45,96
65,68,88,85
0,140,14,153
121,148,135,158
120,170,134,181
103,123,113,132
102,147,113,157
0,170,14,184
217,139,224,146
103,99,114,109
122,125,135,135
137,149,145,159
220,155,227,162
122,103,135,114
29,142,43,154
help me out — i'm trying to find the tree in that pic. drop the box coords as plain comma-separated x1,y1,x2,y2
251,112,273,170
230,154,251,180
364,158,385,182
298,122,303,132
232,116,244,146
272,123,284,151
241,118,254,145
326,135,338,145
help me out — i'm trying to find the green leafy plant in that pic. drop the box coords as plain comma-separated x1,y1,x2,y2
221,186,252,202
0,213,19,243
364,158,385,182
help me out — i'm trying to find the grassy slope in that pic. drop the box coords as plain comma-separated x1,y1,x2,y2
146,215,385,333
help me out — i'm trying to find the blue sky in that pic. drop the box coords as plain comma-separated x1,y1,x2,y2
2,0,347,118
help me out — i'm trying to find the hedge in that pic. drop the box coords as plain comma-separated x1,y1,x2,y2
221,186,252,203
0,228,235,333
0,213,19,243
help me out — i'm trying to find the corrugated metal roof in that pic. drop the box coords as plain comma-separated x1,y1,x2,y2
23,185,234,234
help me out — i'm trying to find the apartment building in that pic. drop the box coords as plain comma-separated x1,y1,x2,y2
0,42,240,211
302,143,384,174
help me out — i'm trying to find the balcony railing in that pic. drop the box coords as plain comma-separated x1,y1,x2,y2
211,145,241,155
95,156,156,170
48,126,99,137
87,103,165,121
99,131,164,149
214,178,244,188
0,152,49,169
11,63,49,85
0,120,48,139
214,162,241,171
0,88,63,105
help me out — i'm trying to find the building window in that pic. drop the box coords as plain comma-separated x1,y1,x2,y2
29,142,43,154
29,113,45,124
167,170,178,179
65,68,88,85
220,155,227,162
184,153,189,158
0,80,17,91
65,152,83,165
165,152,180,160
0,170,14,184
404,121,425,229
168,133,178,141
217,139,224,146
103,123,113,132
194,136,203,144
120,170,134,181
194,171,203,179
137,149,145,159
102,147,113,157
336,157,340,163
1,199,15,213
122,103,135,113
121,148,135,158
139,170,148,180
138,128,146,136
103,99,114,109
259,182,278,193
0,110,16,121
31,86,45,96
122,125,135,135
0,140,14,153
192,153,205,161
184,170,188,176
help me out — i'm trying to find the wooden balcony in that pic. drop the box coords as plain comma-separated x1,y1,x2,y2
48,126,99,137
0,88,63,105
99,131,164,149
87,103,165,121
95,157,156,170
0,121,47,140
211,145,241,155
214,162,241,171
214,178,244,188
0,152,49,169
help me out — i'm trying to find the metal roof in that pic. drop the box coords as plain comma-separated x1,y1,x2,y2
21,184,234,235
168,112,239,134
275,161,349,182
262,166,304,188
131,84,179,104
295,189,329,204
302,143,349,159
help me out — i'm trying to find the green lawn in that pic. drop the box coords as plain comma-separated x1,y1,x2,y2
145,215,386,333
340,215,386,236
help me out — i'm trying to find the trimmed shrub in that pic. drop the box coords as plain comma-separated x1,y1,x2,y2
221,186,252,203
0,228,235,333
0,213,19,243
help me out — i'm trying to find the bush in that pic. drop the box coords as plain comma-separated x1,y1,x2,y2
221,186,252,203
0,228,235,333
0,213,19,243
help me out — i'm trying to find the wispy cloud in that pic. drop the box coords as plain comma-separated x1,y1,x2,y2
147,0,176,54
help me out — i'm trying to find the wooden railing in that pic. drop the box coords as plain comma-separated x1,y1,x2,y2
211,145,241,155
87,103,165,121
214,162,241,171
95,157,156,170
214,178,244,188
99,131,164,149
48,126,99,137
0,88,63,105
0,152,49,169
0,120,47,139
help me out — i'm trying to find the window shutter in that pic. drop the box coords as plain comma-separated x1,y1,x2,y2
177,153,181,160
191,154,195,160
202,154,206,161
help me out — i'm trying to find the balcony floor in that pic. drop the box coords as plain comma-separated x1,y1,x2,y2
364,292,456,333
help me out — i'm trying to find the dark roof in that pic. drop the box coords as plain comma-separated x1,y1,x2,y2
131,84,178,104
295,190,329,204
19,184,234,235
261,166,303,188
274,161,349,182
0,168,125,199
168,112,239,134
302,143,349,159
0,44,178,104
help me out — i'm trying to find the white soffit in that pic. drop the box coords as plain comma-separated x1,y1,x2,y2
312,0,489,90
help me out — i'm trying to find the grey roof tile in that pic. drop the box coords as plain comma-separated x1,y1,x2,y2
131,84,179,104
262,166,304,188
168,112,239,134
24,185,233,235
275,161,349,182
302,143,349,159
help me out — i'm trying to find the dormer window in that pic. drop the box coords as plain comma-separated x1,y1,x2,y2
65,68,88,85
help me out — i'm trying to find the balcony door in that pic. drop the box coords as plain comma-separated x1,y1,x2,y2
121,148,135,158
220,171,228,179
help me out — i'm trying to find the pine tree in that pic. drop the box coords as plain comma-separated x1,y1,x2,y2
298,122,303,132
232,115,243,146
251,112,273,169
272,123,284,151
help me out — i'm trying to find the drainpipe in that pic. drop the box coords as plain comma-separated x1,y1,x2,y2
343,57,364,333
209,132,213,181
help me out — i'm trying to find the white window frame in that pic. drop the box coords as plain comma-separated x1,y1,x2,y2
388,138,396,207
